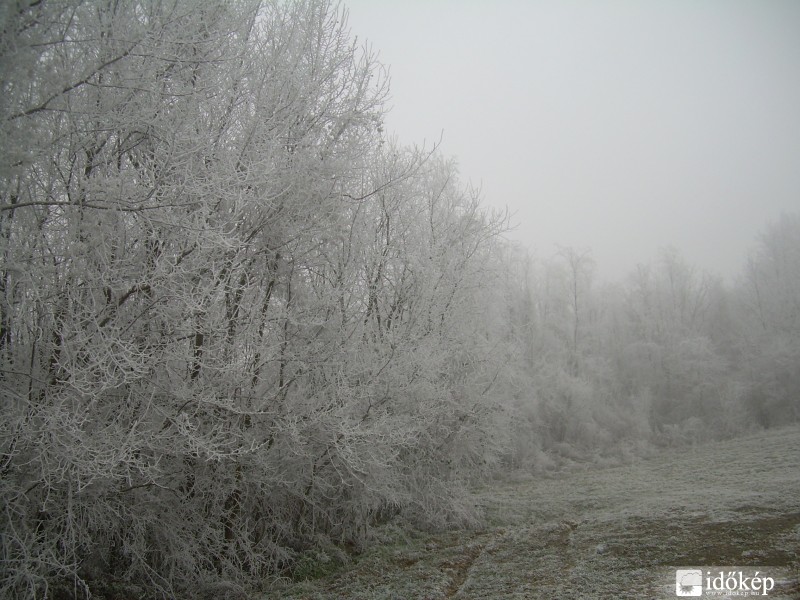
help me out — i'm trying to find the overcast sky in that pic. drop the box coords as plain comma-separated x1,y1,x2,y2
344,0,800,283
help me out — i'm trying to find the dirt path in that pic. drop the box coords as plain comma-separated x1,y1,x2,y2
269,426,800,599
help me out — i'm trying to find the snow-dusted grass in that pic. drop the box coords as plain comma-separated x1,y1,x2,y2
265,425,800,599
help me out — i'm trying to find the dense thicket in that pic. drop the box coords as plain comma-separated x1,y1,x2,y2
1,1,798,598
0,1,509,597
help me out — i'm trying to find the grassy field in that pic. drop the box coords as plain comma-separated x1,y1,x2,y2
266,426,800,599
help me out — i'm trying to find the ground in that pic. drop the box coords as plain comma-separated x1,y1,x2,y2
266,426,800,599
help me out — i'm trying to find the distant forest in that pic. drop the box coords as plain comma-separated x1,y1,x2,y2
1,1,798,598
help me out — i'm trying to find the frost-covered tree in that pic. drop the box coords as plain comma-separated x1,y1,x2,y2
0,1,510,597
735,213,800,427
615,249,740,440
493,244,742,462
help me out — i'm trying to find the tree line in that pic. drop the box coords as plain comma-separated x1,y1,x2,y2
500,225,799,469
1,1,797,598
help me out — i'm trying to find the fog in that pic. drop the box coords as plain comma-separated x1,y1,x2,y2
3,2,799,597
345,0,800,282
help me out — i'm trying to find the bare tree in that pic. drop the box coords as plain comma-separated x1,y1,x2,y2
556,246,594,377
